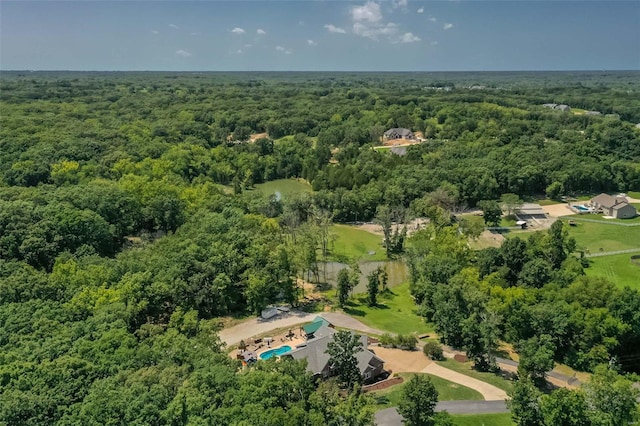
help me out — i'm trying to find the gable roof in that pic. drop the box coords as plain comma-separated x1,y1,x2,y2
612,202,634,211
591,193,628,209
286,325,383,376
384,128,414,139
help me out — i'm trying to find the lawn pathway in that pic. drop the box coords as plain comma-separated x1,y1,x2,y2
421,363,508,401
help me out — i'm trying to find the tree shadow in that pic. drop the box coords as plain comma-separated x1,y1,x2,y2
344,306,366,317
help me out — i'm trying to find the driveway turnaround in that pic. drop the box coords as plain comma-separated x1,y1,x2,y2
421,363,508,401
219,311,317,346
219,311,388,347
375,401,508,425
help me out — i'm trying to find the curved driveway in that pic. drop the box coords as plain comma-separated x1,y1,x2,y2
375,401,508,425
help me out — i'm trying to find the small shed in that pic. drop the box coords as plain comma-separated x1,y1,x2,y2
516,203,547,218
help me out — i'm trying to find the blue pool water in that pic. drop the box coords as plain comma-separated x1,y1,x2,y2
259,345,292,360
575,205,589,212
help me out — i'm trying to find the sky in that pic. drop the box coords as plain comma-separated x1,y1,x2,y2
1,0,639,71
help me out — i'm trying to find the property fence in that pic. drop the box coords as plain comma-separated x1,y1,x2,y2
584,248,640,258
561,216,640,227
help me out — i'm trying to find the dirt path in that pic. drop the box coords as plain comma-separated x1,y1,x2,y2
371,347,431,373
542,203,574,217
219,311,387,347
421,363,508,401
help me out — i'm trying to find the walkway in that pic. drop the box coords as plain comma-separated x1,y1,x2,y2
421,363,508,401
375,401,508,425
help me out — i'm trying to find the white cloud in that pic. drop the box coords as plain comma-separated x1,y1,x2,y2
307,39,317,46
151,30,159,35
324,24,347,34
392,0,408,9
168,24,179,29
175,49,191,57
257,29,267,35
275,46,292,54
444,23,453,30
429,16,437,22
398,32,421,43
190,32,200,36
231,27,245,34
430,40,439,46
417,7,424,13
353,21,398,39
236,49,243,54
244,43,253,48
351,2,382,23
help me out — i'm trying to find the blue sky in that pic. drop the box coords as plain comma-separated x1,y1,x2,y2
1,1,639,71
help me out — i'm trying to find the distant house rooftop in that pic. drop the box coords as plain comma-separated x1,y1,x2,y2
517,203,547,216
384,128,415,141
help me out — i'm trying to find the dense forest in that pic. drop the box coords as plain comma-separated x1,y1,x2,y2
1,71,639,424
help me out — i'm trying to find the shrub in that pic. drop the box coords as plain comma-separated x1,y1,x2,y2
423,341,444,360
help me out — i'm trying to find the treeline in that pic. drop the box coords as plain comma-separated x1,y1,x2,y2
408,213,640,374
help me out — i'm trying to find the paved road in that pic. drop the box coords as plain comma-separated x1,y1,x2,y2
219,311,387,346
375,401,508,425
421,363,508,401
496,357,581,386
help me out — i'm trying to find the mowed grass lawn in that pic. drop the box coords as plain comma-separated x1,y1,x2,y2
561,219,640,253
452,413,514,426
373,373,483,409
344,283,433,335
436,359,514,393
586,253,640,290
254,178,311,199
330,224,387,262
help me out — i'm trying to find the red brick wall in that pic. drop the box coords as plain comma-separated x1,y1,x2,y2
363,376,404,392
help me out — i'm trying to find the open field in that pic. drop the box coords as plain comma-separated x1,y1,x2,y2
628,191,640,199
436,359,515,393
254,178,311,199
585,253,640,290
580,213,640,223
560,218,640,253
344,283,433,335
329,224,387,262
452,413,514,426
373,373,483,409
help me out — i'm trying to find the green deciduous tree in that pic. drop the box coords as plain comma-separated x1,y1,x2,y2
325,330,363,391
397,374,439,426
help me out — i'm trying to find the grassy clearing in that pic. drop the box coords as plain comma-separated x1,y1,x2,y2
452,413,514,426
436,359,515,393
585,253,640,290
372,373,483,409
499,217,518,227
254,178,311,199
343,283,433,335
329,224,387,262
560,218,640,253
628,191,640,199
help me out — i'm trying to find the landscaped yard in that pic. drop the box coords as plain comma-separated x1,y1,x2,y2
586,253,640,290
451,413,514,426
254,178,311,199
329,224,387,262
561,219,640,253
436,359,515,393
344,283,433,335
372,373,483,409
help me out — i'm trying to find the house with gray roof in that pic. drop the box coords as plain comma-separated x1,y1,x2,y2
384,128,415,141
590,193,637,219
283,325,385,383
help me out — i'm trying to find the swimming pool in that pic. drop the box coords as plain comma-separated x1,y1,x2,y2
574,205,590,212
259,345,292,360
